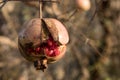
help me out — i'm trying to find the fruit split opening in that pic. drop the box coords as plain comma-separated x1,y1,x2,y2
27,35,60,57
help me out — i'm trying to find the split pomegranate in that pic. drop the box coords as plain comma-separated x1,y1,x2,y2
18,18,69,71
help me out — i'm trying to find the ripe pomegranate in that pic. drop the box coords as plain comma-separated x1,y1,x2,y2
18,18,69,71
76,0,91,11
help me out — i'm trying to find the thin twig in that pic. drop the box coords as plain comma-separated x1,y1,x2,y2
67,9,77,21
79,32,103,57
6,0,58,2
89,0,104,24
39,0,42,18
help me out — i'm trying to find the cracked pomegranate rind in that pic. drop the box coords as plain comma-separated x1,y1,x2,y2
18,18,69,64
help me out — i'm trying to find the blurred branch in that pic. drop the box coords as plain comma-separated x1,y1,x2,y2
0,0,7,9
1,4,18,38
0,36,17,48
79,32,103,57
6,0,58,2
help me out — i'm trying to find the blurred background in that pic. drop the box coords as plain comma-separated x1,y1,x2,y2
0,0,120,80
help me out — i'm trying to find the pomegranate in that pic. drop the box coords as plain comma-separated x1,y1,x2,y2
18,18,69,71
76,0,91,11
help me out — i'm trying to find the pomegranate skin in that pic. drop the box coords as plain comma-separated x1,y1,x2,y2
43,18,69,45
18,18,69,64
19,19,42,47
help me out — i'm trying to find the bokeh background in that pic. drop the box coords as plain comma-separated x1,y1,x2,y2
0,0,120,80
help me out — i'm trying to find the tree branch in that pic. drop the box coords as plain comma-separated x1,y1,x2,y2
0,36,17,48
6,0,58,2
